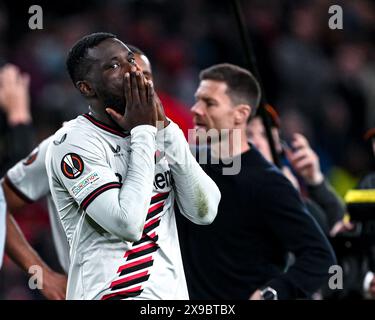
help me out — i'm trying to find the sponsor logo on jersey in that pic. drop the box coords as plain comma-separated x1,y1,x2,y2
153,169,173,190
70,171,100,196
23,148,39,166
61,153,84,179
53,133,67,145
115,173,123,183
109,144,121,154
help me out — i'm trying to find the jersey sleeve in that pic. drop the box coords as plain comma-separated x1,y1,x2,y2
46,130,122,208
4,136,53,203
156,120,221,225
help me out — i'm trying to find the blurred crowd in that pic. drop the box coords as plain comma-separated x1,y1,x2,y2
0,0,374,299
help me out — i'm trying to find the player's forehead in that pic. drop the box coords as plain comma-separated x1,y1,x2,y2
195,80,228,99
87,38,131,62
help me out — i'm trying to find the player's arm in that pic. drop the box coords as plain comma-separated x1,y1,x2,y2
5,211,67,300
2,181,67,300
156,118,221,225
80,126,157,242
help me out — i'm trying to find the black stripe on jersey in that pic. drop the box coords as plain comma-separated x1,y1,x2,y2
111,275,150,291
143,219,161,235
119,260,154,277
133,234,159,246
81,182,121,211
82,114,130,138
4,175,34,203
127,245,159,261
146,205,164,220
103,289,143,300
150,192,169,205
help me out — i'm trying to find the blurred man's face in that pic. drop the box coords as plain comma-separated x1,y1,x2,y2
191,80,236,134
134,53,152,81
247,117,272,162
85,38,141,113
247,117,279,163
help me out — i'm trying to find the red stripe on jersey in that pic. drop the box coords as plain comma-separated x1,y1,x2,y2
117,256,153,273
144,217,160,229
146,231,157,240
110,270,149,288
151,192,169,201
101,286,143,300
104,200,163,299
148,201,164,214
139,231,157,241
124,242,157,258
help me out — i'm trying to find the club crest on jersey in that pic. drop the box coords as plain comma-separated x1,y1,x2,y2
61,153,84,179
23,148,39,166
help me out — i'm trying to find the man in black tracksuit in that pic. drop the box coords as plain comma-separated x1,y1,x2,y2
177,63,336,300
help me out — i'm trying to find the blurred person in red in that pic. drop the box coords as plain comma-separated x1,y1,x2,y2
126,45,193,138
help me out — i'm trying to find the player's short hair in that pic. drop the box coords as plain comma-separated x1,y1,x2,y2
199,63,261,120
66,32,116,85
126,44,146,57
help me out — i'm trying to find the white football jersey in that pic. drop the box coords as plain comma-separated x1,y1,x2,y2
5,136,70,273
45,114,217,300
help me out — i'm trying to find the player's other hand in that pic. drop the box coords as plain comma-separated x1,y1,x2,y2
40,270,67,300
106,68,157,131
286,133,324,186
0,64,31,125
155,94,170,129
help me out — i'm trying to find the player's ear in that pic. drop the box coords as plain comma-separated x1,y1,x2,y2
234,104,251,125
77,80,95,98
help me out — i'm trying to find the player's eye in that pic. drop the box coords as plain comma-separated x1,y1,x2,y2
128,57,136,65
205,100,215,107
110,63,120,69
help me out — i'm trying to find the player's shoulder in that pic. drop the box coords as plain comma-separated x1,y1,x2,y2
50,116,97,147
54,116,91,137
47,115,105,160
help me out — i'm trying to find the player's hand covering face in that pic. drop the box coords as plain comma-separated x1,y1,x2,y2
106,69,157,131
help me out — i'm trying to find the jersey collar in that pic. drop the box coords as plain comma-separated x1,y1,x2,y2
82,113,130,138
